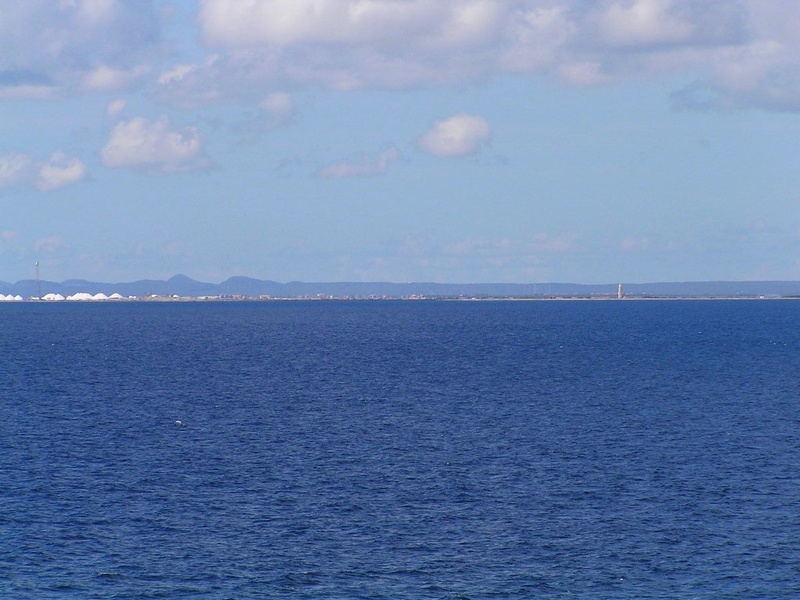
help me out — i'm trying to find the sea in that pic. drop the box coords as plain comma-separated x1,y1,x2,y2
1,299,798,598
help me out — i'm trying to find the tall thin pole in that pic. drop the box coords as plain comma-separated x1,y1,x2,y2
35,261,41,298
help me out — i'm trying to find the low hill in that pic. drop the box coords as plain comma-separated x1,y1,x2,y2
3,275,800,299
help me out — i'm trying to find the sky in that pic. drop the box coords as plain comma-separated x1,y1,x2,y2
2,0,800,285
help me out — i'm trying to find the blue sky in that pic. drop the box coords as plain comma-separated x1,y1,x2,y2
2,0,800,284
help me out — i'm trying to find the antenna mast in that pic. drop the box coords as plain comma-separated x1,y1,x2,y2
35,261,41,298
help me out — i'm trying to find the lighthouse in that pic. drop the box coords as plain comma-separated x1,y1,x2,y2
617,284,624,299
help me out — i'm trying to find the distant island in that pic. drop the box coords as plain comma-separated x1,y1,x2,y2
3,274,800,301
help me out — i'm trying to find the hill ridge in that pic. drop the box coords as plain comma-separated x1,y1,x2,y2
3,276,800,298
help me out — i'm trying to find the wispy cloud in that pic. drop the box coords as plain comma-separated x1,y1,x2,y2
444,233,578,257
82,64,150,92
33,236,64,253
1,230,21,251
0,154,32,188
231,92,296,145
620,236,652,252
107,98,127,120
318,146,399,178
260,92,294,126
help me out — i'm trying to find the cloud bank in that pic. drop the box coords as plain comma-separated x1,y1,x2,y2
151,0,798,112
0,1,798,112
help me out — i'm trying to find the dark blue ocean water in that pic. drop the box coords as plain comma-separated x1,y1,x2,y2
1,300,799,598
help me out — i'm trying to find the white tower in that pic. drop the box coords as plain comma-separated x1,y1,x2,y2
617,283,623,299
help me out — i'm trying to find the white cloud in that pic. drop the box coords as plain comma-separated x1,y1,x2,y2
37,152,87,191
198,0,505,49
75,0,124,26
417,114,491,157
163,0,520,100
0,152,86,191
0,154,32,187
318,146,399,178
188,0,739,95
101,116,205,173
500,6,576,74
593,0,696,49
